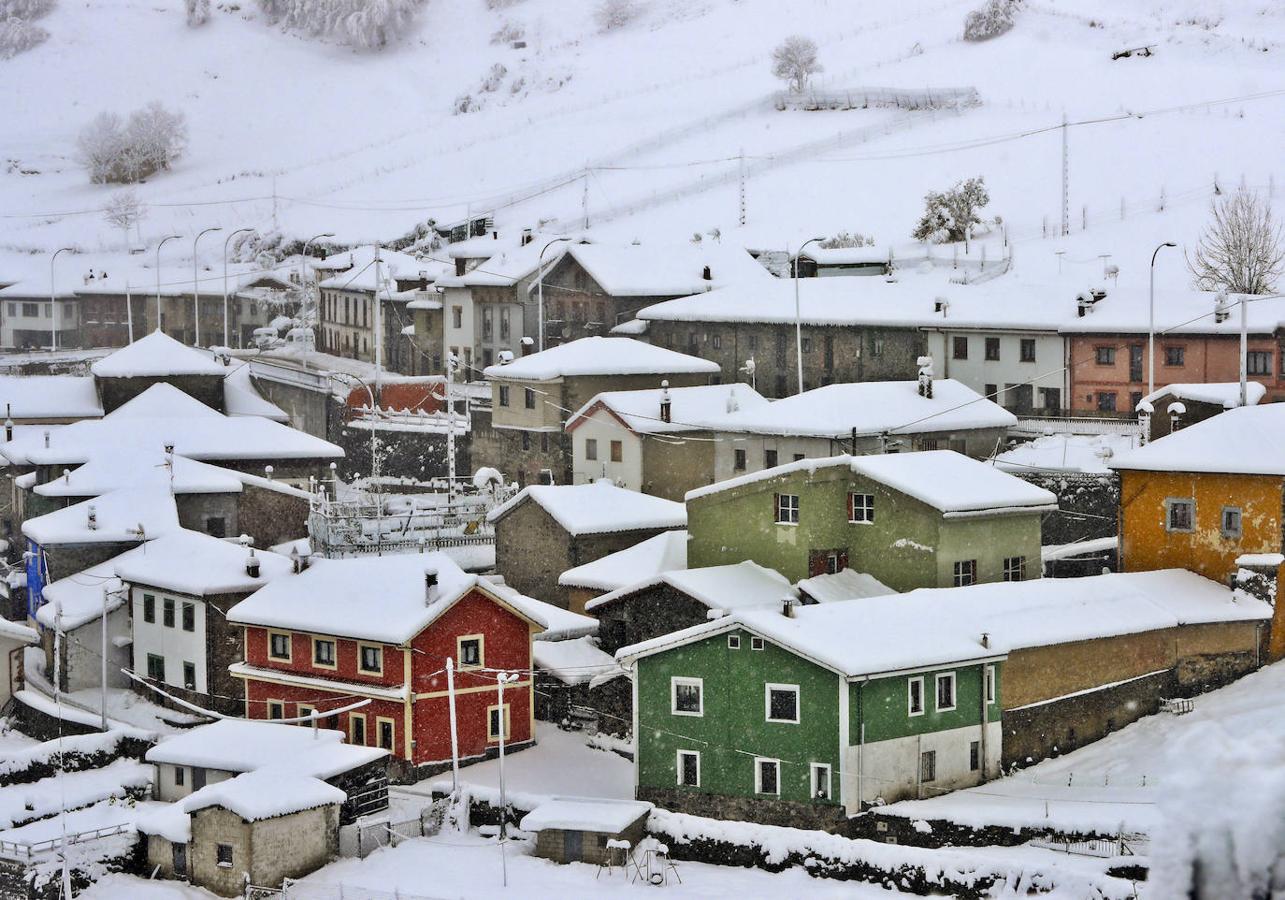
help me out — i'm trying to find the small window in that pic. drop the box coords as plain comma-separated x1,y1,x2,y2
872,335,884,356
775,493,800,524
610,440,623,462
181,602,195,633
487,704,510,741
755,758,780,795
204,516,226,539
1247,351,1272,376
1221,506,1242,539
848,492,874,524
984,337,1000,361
585,438,598,461
268,632,291,661
985,664,996,705
183,662,195,691
174,766,185,787
1164,345,1186,367
524,388,536,409
677,750,700,787
143,594,155,624
792,453,805,462
920,750,937,783
458,636,483,668
952,336,968,360
764,449,778,469
377,718,395,751
733,448,747,472
1167,499,1195,532
1097,392,1117,412
1095,346,1116,365
216,843,233,868
1002,556,1025,582
359,644,382,674
712,334,722,350
163,598,175,628
969,741,980,772
540,432,550,453
908,676,925,716
765,684,799,724
750,636,764,651
671,677,703,716
936,672,957,711
313,638,337,668
267,700,284,720
952,560,977,587
1020,339,1036,363
350,714,367,746
727,634,741,650
985,383,998,400
811,763,831,801
147,653,165,682
498,385,510,407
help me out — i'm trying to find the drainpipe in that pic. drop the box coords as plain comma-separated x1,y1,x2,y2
978,660,989,784
856,677,867,810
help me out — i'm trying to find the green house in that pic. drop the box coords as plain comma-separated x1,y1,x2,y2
685,451,1055,588
617,597,1005,828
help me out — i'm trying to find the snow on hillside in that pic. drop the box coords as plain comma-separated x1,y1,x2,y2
1,0,1282,299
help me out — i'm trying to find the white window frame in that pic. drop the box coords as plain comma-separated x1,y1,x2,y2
985,665,996,705
487,703,510,741
727,634,740,650
676,749,701,788
670,676,704,717
750,636,765,651
935,672,957,712
764,683,800,724
1002,556,1025,582
849,492,875,524
810,762,832,801
775,493,800,525
754,757,781,796
907,676,925,717
1165,498,1195,533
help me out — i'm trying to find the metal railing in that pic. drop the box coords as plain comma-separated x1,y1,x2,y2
0,822,132,861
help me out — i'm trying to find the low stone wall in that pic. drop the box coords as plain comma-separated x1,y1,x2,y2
638,786,847,832
0,731,153,787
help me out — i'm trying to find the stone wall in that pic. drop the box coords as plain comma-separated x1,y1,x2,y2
190,806,251,897
640,786,847,832
237,483,310,549
248,803,339,890
176,492,240,539
595,585,712,655
1011,471,1119,547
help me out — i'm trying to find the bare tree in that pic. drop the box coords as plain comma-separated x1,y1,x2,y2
771,36,822,94
185,0,210,26
1189,188,1284,295
102,189,147,247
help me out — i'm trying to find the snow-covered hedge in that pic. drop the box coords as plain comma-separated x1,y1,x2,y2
257,0,426,50
963,0,1019,42
0,16,46,58
0,730,150,787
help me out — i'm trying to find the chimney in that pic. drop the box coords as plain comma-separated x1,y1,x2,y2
659,380,672,423
245,548,260,578
933,297,949,316
290,546,303,574
492,231,498,240
63,468,70,484
425,571,439,604
419,271,429,291
916,355,934,400
782,598,797,618
264,465,274,481
521,228,533,246
725,385,739,414
1169,401,1186,432
980,632,990,649
86,504,97,531
701,265,712,281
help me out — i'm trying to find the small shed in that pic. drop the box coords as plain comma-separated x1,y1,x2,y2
519,797,652,865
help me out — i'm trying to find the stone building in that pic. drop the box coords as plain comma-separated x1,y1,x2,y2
1138,381,1265,442
521,798,652,866
557,530,688,615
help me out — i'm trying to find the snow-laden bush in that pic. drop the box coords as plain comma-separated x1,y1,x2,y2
75,102,188,184
0,15,46,57
820,231,875,249
258,0,424,50
489,20,521,43
595,0,639,31
185,0,210,26
912,176,990,244
963,0,1019,41
479,62,507,92
0,0,53,18
771,35,822,94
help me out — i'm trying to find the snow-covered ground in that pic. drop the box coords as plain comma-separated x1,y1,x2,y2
993,432,1139,474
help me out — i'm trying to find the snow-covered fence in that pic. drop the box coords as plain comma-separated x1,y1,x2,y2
1029,832,1139,858
1011,415,1142,438
281,882,451,900
778,85,980,112
340,802,446,859
0,822,132,862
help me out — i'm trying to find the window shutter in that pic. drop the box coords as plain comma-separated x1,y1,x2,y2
773,492,780,520
847,492,854,520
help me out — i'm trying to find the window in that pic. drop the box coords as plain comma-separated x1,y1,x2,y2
313,638,337,668
143,594,155,624
985,665,996,705
458,635,483,668
183,662,196,691
181,602,195,633
985,383,998,400
1221,506,1243,539
204,516,226,539
487,704,510,741
984,337,1000,361
541,432,549,453
498,385,510,407
733,449,747,471
712,334,722,350
174,766,185,787
585,438,598,460
1097,392,1117,412
350,713,367,745
267,700,284,720
377,718,395,751
920,750,937,783
1248,351,1272,376
848,492,874,523
936,672,957,711
521,431,530,451
1164,345,1185,366
677,750,700,787
952,336,968,360
793,453,805,462
811,763,831,801
727,634,741,650
524,388,536,409
163,598,175,628
969,741,981,772
671,677,703,716
1020,338,1036,362
775,493,800,524
22,302,38,318
268,632,291,661
1166,498,1195,532
764,449,778,469
952,560,976,587
1002,556,1026,582
216,844,233,868
750,636,764,651
872,335,884,356
452,306,462,329
1095,346,1116,365
359,644,382,674
297,704,316,725
907,676,924,716
765,684,800,723
801,337,811,353
755,758,780,795
610,440,622,462
146,654,165,682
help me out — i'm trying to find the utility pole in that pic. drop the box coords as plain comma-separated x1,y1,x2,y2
100,586,110,731
373,246,383,394
446,658,460,794
738,148,747,226
125,281,133,344
1060,112,1070,238
582,165,590,231
446,353,457,505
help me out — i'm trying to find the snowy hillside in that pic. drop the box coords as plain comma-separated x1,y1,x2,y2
1,0,1283,291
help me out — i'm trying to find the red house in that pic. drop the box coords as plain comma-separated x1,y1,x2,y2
226,553,576,779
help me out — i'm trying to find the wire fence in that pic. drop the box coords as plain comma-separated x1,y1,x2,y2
777,85,981,112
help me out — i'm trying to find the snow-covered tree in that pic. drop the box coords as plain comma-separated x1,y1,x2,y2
102,189,147,246
0,17,47,58
76,112,127,184
1188,188,1284,296
185,0,210,26
257,0,424,49
595,0,639,31
0,0,54,19
771,35,822,94
963,0,1020,42
820,231,876,249
76,103,187,184
912,176,990,244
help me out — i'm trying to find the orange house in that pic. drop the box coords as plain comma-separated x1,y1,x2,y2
1111,403,1285,658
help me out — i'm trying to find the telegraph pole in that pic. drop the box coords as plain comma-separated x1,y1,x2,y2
1060,113,1070,238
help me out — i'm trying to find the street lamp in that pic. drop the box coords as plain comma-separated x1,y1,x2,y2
536,237,571,353
49,247,74,351
193,227,223,347
792,236,826,395
222,228,256,348
1147,241,1177,398
155,234,182,334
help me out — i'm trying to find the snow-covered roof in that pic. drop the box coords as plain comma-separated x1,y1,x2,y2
619,570,1267,676
687,451,1058,517
563,242,770,297
33,448,245,498
316,246,428,294
0,617,37,645
795,569,895,604
518,797,652,834
532,636,617,686
446,233,520,260
482,337,719,381
1041,536,1118,562
566,383,769,436
90,331,228,378
227,552,546,644
488,480,687,536
0,376,102,421
795,245,889,265
37,544,147,629
23,486,179,546
436,234,575,288
713,379,1015,439
1111,403,1285,476
991,433,1138,475
223,362,290,422
115,531,292,597
586,561,794,613
1140,382,1267,410
184,769,346,823
146,718,386,777
558,530,688,592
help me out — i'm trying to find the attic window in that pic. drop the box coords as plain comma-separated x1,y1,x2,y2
458,636,483,669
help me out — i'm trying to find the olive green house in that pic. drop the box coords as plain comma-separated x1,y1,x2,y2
685,451,1056,588
617,597,1005,827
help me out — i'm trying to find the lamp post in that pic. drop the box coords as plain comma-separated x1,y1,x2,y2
192,227,223,348
222,228,256,348
49,247,74,351
536,237,570,353
792,236,826,395
325,371,381,555
155,234,182,334
1147,241,1177,398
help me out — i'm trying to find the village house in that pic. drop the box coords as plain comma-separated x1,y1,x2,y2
0,617,36,707
791,244,891,278
565,382,769,500
1138,381,1266,442
685,451,1055,587
557,529,688,614
483,336,718,487
90,329,230,411
226,552,593,780
708,377,1016,483
0,271,81,350
488,480,687,610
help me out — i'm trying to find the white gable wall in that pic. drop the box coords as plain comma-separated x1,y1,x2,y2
571,409,643,490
